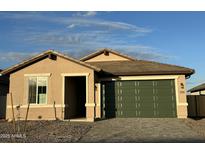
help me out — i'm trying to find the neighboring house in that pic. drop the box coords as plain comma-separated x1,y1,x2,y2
188,83,205,95
0,48,194,121
0,70,9,119
187,84,205,117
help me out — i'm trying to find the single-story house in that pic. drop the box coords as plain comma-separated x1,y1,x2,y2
188,83,205,95
0,71,9,119
0,48,194,121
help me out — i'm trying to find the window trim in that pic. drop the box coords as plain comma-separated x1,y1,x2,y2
27,76,48,105
24,73,51,77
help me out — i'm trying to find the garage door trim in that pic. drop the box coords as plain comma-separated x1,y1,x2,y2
100,75,180,117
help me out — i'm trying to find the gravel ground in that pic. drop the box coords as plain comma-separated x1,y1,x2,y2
79,118,205,143
0,118,205,143
183,118,205,137
0,120,92,143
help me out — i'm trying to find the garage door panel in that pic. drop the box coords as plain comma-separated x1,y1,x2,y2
116,110,136,117
156,111,176,117
155,80,172,85
157,103,176,108
156,113,175,117
158,84,174,88
138,81,153,85
138,98,154,102
138,110,155,118
119,95,137,102
138,89,153,93
156,102,175,106
102,80,177,118
120,106,137,111
156,92,173,96
154,89,174,96
156,97,175,102
157,105,175,110
121,112,137,117
121,92,136,96
139,92,154,96
157,111,176,116
139,106,155,112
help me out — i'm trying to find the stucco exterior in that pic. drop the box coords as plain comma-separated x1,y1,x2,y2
176,75,188,118
6,55,95,121
3,49,193,121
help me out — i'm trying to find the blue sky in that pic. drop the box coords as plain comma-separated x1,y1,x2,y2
0,11,204,89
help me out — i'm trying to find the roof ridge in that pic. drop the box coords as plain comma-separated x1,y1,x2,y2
80,48,137,61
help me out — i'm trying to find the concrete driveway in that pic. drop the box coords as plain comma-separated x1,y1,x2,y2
79,118,205,143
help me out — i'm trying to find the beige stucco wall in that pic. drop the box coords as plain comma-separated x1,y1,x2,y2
95,83,101,118
176,75,188,118
6,56,95,121
85,52,130,62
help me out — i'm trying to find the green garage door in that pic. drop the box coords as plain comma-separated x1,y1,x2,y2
101,80,176,118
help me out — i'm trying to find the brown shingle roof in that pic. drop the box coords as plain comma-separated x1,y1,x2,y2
188,83,205,92
87,60,194,77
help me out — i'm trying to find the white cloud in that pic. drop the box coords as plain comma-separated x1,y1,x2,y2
9,27,167,62
74,11,97,17
67,24,76,28
0,52,38,62
64,18,151,33
0,12,151,33
0,12,166,64
84,11,97,17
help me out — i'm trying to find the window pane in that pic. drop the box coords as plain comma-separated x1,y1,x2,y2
28,77,37,104
37,77,47,104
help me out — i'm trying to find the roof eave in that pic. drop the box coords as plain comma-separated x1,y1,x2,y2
98,70,195,77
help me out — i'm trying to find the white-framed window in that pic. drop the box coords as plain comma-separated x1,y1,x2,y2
28,76,48,104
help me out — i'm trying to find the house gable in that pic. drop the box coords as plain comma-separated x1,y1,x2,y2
80,48,136,62
0,50,101,75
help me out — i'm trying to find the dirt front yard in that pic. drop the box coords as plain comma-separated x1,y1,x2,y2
0,118,205,143
79,118,205,143
0,120,93,143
